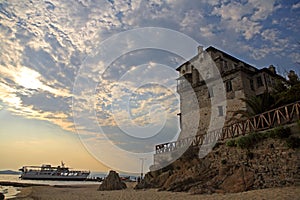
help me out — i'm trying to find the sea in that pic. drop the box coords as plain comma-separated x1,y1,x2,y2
0,172,109,199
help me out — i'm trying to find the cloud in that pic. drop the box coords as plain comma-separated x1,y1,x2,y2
0,0,299,151
247,0,277,21
292,2,300,10
290,52,300,64
180,10,204,33
210,1,278,40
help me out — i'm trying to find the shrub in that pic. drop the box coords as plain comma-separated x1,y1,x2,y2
224,127,292,149
265,130,275,138
226,139,236,147
286,136,300,149
275,127,291,138
236,135,253,149
250,132,265,142
267,126,291,139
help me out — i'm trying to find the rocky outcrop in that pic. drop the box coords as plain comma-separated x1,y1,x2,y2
137,134,300,194
98,170,127,191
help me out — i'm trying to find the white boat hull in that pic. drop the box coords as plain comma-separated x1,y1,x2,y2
21,173,89,181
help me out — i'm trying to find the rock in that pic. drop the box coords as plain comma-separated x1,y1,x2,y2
98,170,127,191
162,173,178,189
0,192,4,200
135,170,171,190
220,166,254,193
137,135,299,194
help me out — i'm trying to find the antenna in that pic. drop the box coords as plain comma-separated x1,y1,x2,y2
139,158,146,180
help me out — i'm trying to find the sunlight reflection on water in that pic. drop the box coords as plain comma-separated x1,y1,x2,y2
0,174,104,199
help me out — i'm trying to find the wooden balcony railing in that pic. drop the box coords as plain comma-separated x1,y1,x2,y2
155,101,300,154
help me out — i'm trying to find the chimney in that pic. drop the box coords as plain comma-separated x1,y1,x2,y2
197,46,203,54
268,65,276,74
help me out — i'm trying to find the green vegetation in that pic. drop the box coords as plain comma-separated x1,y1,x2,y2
235,132,264,149
232,92,275,119
231,71,300,121
225,126,295,149
274,82,300,106
271,71,300,106
265,126,291,139
286,136,300,149
226,139,236,147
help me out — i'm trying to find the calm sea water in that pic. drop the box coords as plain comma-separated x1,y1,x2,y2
0,175,22,199
0,172,137,199
0,173,105,199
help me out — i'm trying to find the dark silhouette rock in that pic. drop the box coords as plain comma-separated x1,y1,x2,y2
219,166,254,193
0,192,4,200
138,134,299,194
98,170,127,191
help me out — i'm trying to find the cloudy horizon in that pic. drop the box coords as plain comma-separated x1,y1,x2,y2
0,0,299,173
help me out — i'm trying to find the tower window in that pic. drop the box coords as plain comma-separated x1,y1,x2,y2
257,76,263,87
208,87,214,98
250,79,255,91
218,106,223,116
226,80,232,92
223,60,228,70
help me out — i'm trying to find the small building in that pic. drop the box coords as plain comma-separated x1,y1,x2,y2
153,46,286,168
176,46,286,139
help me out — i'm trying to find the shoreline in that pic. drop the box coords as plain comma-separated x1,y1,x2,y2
0,181,49,187
11,182,300,200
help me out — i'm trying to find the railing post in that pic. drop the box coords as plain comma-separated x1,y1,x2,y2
285,106,290,122
295,102,300,120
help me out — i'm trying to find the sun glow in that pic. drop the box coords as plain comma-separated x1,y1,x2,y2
15,67,42,90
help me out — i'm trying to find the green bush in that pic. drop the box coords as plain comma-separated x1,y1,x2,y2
236,135,253,149
226,139,236,147
250,132,266,141
265,130,275,138
275,127,291,138
235,132,263,149
267,126,291,139
286,136,300,149
225,126,292,149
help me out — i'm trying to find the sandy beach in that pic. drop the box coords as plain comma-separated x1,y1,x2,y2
13,182,300,200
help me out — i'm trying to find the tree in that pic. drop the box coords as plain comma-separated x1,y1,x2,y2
274,82,300,105
231,92,276,120
230,71,300,123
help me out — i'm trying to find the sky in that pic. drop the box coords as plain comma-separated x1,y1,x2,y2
0,0,299,173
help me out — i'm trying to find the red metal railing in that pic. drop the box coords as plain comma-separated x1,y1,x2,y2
155,101,300,154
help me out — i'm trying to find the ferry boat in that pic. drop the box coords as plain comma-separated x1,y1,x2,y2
19,162,90,181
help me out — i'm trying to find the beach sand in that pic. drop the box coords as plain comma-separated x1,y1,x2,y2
14,182,300,200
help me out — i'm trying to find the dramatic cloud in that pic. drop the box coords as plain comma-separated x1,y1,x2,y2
0,0,299,148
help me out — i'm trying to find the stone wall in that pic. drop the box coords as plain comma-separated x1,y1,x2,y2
140,124,300,194
176,47,286,141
